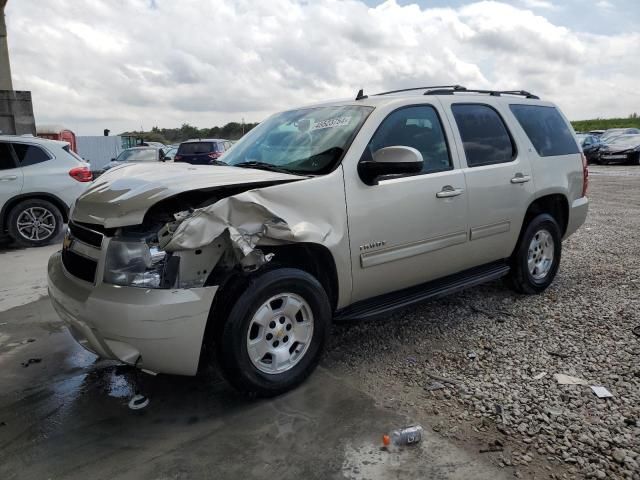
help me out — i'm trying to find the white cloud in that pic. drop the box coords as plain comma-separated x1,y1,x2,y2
5,0,640,134
519,0,558,10
596,0,614,9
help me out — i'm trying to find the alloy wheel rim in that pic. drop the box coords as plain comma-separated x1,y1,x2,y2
527,229,554,280
16,207,56,241
246,293,314,375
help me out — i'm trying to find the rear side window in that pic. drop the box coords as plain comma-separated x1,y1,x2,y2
178,142,214,155
0,142,16,170
509,105,579,157
451,104,515,167
12,143,51,166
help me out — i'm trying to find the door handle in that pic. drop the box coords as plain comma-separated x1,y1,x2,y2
510,174,531,184
436,186,464,198
0,175,18,181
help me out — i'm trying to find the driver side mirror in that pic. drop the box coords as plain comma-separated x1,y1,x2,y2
358,146,424,186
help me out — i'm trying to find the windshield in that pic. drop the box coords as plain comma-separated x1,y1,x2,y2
610,134,640,144
222,105,374,174
116,148,158,162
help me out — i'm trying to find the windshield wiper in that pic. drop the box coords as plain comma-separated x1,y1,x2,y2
209,159,229,166
232,161,297,175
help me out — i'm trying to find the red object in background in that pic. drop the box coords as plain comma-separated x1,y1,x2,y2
68,166,93,182
36,125,78,153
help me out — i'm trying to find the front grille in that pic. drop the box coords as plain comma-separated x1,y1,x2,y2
69,222,103,248
62,248,97,283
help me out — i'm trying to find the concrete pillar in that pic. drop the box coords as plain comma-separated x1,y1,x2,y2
0,0,12,91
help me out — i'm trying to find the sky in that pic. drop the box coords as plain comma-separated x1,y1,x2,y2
5,0,640,135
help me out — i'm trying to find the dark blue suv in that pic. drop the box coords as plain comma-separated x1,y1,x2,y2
174,139,232,165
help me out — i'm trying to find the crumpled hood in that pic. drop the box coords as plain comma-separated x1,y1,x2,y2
72,162,303,227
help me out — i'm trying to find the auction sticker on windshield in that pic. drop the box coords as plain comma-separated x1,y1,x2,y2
311,117,351,130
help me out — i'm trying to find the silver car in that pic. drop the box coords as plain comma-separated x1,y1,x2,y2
47,86,588,396
1,135,92,247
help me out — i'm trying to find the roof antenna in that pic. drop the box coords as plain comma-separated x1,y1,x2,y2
355,89,367,101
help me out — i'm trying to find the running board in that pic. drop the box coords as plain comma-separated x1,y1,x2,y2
334,261,510,321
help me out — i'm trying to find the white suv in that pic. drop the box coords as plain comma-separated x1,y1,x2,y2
0,136,92,247
47,86,588,396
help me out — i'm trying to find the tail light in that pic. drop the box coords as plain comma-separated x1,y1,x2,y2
581,153,588,197
69,166,93,182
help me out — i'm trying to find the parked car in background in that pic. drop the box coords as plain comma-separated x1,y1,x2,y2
588,130,605,136
174,139,232,165
36,125,78,153
575,133,602,164
163,146,178,161
94,146,167,177
0,135,92,246
600,128,640,143
141,141,166,149
598,134,640,165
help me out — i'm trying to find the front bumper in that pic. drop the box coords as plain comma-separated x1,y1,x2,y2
599,151,640,164
48,251,217,376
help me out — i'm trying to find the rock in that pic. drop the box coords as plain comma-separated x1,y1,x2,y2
612,448,627,464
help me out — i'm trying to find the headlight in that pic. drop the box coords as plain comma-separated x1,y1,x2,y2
104,238,167,288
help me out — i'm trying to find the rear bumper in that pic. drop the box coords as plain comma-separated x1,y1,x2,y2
47,251,217,376
564,196,589,239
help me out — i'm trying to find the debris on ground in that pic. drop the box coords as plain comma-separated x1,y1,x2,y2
479,439,504,453
424,381,446,391
553,373,589,385
385,425,423,446
467,351,477,360
128,394,149,410
21,358,42,367
590,386,613,398
532,372,547,380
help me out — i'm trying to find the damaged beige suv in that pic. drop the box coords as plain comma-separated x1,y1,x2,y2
48,86,588,396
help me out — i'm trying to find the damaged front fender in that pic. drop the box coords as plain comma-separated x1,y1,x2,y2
161,188,336,271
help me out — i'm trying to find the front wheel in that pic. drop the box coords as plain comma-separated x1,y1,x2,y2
215,268,331,397
506,213,561,294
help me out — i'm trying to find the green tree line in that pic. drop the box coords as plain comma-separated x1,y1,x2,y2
120,121,260,145
571,113,640,132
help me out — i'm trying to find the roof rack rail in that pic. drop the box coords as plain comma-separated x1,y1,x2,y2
373,85,467,96
424,88,539,99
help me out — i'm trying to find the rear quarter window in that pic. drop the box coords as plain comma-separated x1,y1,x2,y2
509,105,579,157
12,143,52,166
178,142,214,155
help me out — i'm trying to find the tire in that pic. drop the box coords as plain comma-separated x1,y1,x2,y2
215,268,331,397
506,213,561,295
7,199,63,247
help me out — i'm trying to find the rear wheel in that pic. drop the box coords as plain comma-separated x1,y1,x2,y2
7,199,63,247
215,268,331,397
507,213,561,294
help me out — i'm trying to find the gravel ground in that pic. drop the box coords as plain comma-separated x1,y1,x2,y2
326,165,640,479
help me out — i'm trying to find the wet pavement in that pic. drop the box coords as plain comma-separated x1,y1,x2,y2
0,249,507,480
